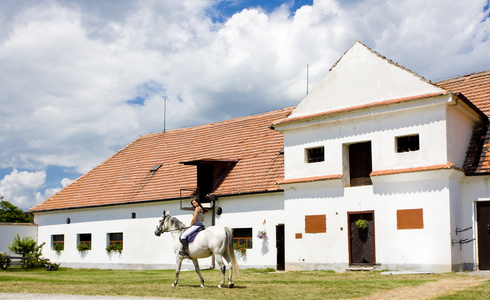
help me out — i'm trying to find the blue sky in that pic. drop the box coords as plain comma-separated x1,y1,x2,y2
1,0,489,210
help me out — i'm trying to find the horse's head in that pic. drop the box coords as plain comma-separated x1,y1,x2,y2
154,210,170,236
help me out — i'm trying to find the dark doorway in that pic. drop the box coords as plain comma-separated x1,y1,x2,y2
276,224,285,270
477,201,490,270
348,211,375,265
349,142,373,186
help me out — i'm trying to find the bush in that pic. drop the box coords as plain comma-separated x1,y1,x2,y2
0,251,11,270
7,234,49,268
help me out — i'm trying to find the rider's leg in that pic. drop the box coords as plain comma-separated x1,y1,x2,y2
179,225,199,257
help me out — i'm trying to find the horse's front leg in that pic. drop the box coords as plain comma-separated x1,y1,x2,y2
191,258,205,288
172,256,184,287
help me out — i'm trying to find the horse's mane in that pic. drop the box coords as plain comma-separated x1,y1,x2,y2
168,215,187,230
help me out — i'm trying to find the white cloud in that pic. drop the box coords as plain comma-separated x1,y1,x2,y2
0,169,46,209
0,0,489,208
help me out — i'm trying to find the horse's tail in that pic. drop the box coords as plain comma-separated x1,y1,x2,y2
225,226,239,277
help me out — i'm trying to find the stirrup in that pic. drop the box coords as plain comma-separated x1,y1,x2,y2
179,250,190,258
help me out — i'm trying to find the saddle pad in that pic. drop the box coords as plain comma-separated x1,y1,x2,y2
188,230,201,243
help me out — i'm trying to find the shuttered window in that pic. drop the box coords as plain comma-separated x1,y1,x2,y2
397,209,424,229
305,215,326,233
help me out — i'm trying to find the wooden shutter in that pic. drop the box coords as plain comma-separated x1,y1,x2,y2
397,209,424,229
305,215,326,233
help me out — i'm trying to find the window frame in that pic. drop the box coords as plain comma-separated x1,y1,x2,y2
232,228,253,249
396,134,420,153
51,234,64,250
305,146,325,163
107,232,123,248
77,233,92,250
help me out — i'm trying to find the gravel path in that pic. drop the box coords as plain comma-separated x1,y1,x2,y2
357,276,489,300
0,294,184,300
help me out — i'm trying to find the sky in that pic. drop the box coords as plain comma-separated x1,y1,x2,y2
1,0,489,210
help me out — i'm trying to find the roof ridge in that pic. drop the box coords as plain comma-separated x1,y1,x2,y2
139,107,296,138
435,69,490,84
330,41,436,87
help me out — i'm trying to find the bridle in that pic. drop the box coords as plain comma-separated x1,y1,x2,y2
155,213,188,235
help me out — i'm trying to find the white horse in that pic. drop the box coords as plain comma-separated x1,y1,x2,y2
154,210,239,288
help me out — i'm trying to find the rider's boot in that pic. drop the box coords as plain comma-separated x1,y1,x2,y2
179,237,190,258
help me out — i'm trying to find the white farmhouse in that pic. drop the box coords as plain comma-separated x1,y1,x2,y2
30,41,490,272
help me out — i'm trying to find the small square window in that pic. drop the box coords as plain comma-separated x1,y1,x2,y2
52,234,64,251
107,232,123,252
233,228,253,249
306,146,325,163
77,233,92,250
396,135,419,153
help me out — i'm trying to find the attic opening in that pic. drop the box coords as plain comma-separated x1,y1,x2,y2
180,159,238,205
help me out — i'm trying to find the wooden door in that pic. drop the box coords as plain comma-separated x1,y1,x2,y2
348,212,375,265
349,142,373,186
276,224,285,270
477,202,490,270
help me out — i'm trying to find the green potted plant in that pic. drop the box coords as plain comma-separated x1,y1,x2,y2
355,219,369,230
77,243,91,252
233,242,246,255
105,243,123,254
53,243,64,253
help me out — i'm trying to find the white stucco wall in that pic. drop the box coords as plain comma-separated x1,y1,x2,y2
283,171,455,273
289,41,445,119
34,192,285,270
283,102,450,182
0,223,38,254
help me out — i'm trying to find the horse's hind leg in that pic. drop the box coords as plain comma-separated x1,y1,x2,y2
172,257,183,287
223,252,234,288
214,254,226,288
191,258,205,288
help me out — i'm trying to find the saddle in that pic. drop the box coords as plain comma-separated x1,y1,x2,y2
187,225,205,244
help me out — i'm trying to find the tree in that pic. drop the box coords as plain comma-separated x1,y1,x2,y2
8,234,47,268
0,196,34,223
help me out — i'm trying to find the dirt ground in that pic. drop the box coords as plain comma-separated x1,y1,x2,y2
357,275,489,300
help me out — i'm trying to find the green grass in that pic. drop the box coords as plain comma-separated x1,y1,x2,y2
0,267,487,299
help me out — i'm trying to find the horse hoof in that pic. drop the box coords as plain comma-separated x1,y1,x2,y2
201,284,205,288
229,283,235,288
217,285,222,289
171,284,176,288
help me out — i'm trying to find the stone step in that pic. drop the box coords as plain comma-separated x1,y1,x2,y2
345,266,376,272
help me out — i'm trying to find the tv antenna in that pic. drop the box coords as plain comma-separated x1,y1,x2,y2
306,64,309,95
163,97,167,133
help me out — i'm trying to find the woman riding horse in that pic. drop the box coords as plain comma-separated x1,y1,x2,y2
179,198,206,257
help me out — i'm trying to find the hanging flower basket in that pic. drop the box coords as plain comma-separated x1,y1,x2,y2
355,219,369,230
256,230,267,239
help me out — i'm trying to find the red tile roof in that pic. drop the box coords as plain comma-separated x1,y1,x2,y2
30,70,490,212
436,70,490,116
370,163,458,176
30,107,294,212
436,71,490,174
